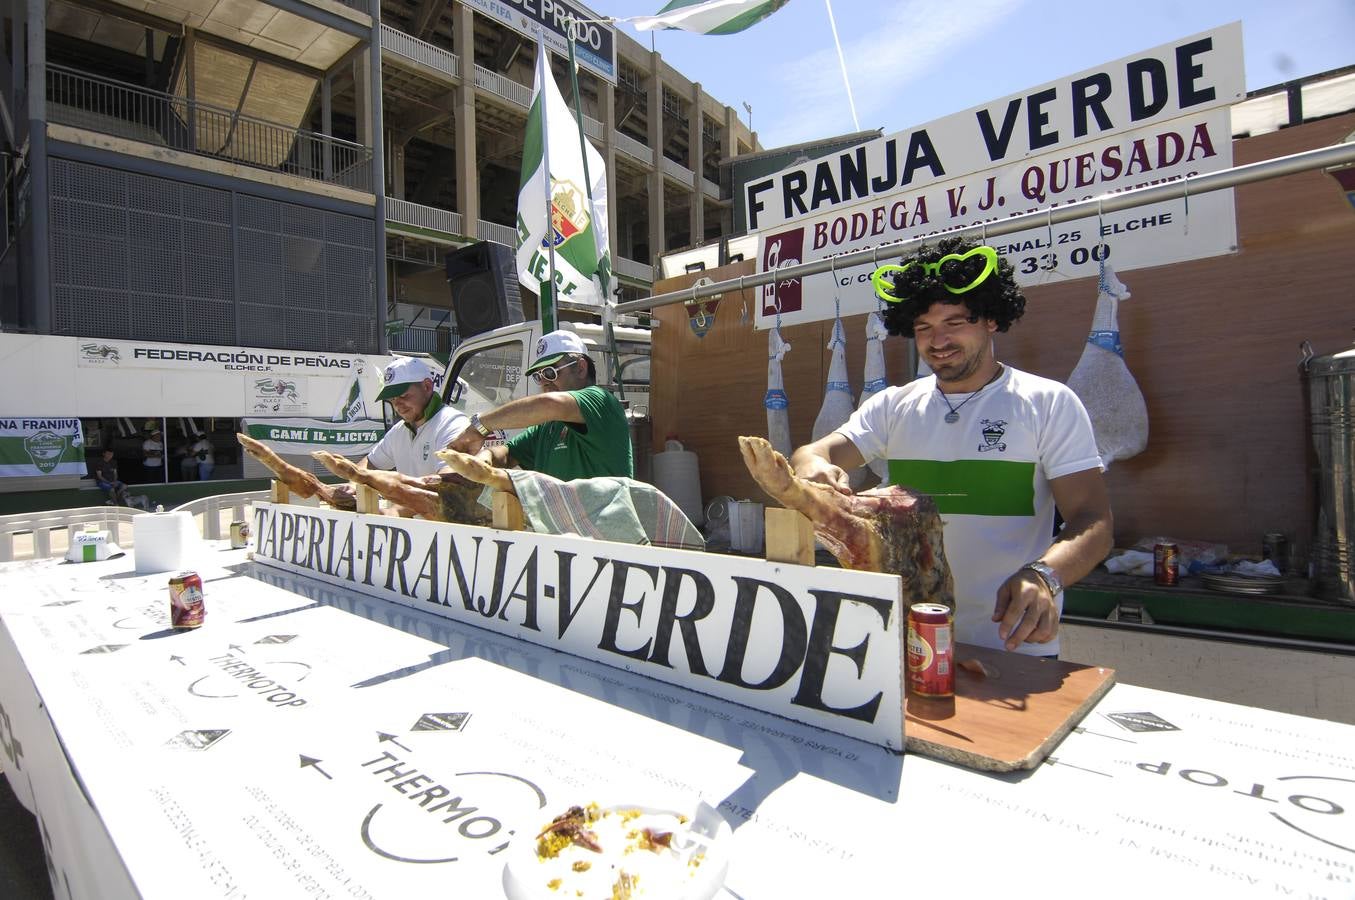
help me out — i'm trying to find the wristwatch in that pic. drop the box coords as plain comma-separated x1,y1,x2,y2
469,413,492,437
1021,560,1063,597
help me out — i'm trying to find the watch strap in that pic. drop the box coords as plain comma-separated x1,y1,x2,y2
1022,561,1062,596
469,413,491,437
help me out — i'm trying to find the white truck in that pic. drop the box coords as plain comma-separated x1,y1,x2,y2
440,318,654,477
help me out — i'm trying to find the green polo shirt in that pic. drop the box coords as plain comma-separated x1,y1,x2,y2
506,385,633,481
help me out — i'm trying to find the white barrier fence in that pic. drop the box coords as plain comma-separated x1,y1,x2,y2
0,490,269,562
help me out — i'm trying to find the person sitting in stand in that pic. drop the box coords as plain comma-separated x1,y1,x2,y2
191,435,215,480
788,235,1113,657
447,330,632,480
142,427,164,481
177,439,199,482
93,449,133,506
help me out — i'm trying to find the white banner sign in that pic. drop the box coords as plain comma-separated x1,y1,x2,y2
245,375,308,415
750,24,1244,328
75,338,361,377
251,503,908,749
240,418,386,455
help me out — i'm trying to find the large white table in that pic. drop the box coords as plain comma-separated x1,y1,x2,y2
1,546,1352,898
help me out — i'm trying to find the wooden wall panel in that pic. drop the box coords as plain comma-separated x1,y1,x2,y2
652,112,1355,558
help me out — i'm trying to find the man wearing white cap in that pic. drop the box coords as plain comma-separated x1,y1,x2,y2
447,329,632,480
361,357,468,477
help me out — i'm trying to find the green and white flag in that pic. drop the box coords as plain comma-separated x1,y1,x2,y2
0,417,86,477
329,372,368,423
632,0,791,34
516,41,611,307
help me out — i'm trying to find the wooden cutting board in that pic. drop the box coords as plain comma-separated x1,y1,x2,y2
904,643,1116,772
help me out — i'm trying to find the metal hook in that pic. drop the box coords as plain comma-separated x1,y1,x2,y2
1182,174,1191,236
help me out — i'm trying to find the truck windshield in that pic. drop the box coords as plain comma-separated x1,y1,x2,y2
446,340,524,418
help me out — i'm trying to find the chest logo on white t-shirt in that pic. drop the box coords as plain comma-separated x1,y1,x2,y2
421,440,431,461
978,419,1008,453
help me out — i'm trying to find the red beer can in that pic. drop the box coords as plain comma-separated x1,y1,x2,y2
907,603,954,697
169,571,206,628
1154,542,1179,586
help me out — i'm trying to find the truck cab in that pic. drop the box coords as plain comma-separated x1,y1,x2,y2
441,319,653,478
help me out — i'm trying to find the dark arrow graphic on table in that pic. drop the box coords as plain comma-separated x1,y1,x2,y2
377,731,411,752
169,655,185,666
228,644,245,653
300,755,333,780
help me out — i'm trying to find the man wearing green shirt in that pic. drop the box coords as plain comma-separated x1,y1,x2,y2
448,330,633,480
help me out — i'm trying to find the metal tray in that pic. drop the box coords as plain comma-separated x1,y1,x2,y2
1200,572,1286,595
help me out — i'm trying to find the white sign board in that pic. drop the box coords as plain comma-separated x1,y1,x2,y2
250,502,908,750
750,24,1244,329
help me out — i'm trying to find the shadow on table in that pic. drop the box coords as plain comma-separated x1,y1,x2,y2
242,565,970,825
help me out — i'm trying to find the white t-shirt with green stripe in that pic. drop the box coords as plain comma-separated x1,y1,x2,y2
838,365,1103,655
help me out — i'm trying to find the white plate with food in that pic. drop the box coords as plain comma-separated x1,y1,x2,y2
503,801,731,900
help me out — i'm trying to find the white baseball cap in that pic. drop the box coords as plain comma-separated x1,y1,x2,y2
526,330,588,375
376,357,434,401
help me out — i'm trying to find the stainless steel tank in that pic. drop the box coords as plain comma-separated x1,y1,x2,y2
1303,339,1355,604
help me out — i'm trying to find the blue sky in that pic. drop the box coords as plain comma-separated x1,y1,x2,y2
607,0,1355,151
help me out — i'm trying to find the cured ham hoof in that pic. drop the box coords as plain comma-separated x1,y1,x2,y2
434,449,514,493
738,436,955,609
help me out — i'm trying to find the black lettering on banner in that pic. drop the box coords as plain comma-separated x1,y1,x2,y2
278,512,295,561
333,520,355,580
598,559,661,661
1071,73,1113,138
555,551,610,638
977,99,1021,161
647,566,717,675
792,590,893,722
717,577,807,691
363,524,389,587
1127,56,1169,120
869,139,898,193
411,536,442,606
383,526,414,594
1026,87,1059,150
306,515,326,573
476,539,517,619
1176,38,1216,108
498,546,540,631
446,533,483,612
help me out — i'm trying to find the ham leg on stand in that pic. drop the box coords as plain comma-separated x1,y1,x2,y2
738,436,954,608
237,433,355,511
765,329,792,458
310,450,491,524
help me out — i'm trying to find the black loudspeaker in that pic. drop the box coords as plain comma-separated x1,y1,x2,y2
444,240,524,338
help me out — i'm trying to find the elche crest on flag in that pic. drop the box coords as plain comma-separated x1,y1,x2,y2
549,179,589,248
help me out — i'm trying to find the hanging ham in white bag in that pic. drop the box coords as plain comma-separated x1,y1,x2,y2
765,328,792,457
1066,263,1149,465
813,317,855,442
855,311,891,485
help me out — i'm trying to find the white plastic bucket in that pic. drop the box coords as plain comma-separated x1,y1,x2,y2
133,511,200,574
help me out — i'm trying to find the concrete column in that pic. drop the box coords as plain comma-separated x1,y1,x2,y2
321,73,333,180
453,1,478,237
25,0,50,333
646,50,663,259
689,81,703,246
600,78,617,282
389,137,405,200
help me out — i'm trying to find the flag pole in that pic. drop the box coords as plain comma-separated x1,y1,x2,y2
536,33,558,333
823,0,860,131
565,24,621,392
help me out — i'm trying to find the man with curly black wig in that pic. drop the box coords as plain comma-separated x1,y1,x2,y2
790,235,1112,656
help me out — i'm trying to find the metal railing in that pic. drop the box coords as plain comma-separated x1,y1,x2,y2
478,219,518,246
386,197,464,236
381,24,459,79
661,155,693,183
0,491,269,561
389,324,460,353
46,65,373,191
614,256,653,282
474,65,531,109
615,131,654,165
328,0,372,16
